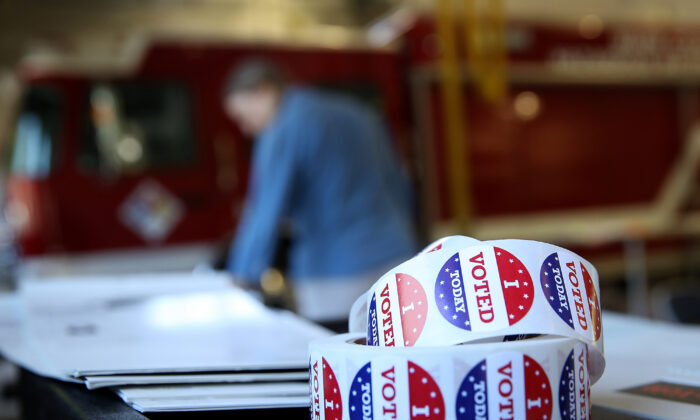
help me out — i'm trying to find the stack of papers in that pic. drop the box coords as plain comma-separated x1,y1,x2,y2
592,312,700,420
0,272,331,412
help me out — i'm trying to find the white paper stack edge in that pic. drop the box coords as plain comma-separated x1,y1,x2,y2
310,235,605,420
0,272,331,413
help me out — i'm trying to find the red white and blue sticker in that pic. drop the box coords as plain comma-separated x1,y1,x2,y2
558,345,590,420
311,357,342,420
367,293,379,346
369,273,428,347
349,362,373,420
456,352,552,419
435,246,535,331
349,359,445,420
540,251,602,340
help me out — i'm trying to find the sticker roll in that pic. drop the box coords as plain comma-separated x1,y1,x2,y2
363,238,604,382
310,333,592,420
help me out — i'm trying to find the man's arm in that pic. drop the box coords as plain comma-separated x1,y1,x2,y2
226,128,296,284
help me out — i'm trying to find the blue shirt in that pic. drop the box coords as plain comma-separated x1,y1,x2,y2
227,87,418,282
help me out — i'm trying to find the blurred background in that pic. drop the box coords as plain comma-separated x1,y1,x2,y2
3,0,700,397
4,0,700,416
4,0,700,316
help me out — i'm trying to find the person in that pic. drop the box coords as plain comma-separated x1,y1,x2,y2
223,58,418,327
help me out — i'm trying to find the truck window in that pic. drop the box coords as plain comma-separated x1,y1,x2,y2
8,85,62,178
80,81,196,175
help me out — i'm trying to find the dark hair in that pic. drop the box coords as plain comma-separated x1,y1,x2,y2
223,58,287,96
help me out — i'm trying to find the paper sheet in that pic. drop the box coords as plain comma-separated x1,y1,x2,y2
124,394,309,412
84,370,309,389
117,382,309,401
0,294,80,382
592,312,700,420
115,376,310,413
19,280,330,376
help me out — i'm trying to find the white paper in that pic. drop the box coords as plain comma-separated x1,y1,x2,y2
116,381,310,413
124,394,309,412
117,382,309,401
84,371,309,389
0,294,79,382
18,277,330,377
592,312,700,420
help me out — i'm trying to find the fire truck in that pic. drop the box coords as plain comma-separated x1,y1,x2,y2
6,14,700,284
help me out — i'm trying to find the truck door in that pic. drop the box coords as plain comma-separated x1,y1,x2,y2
57,79,222,253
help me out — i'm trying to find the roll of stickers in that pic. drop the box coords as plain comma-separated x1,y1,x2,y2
361,238,604,381
310,334,591,420
312,236,604,420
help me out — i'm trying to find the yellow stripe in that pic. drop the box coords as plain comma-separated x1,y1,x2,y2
435,0,471,232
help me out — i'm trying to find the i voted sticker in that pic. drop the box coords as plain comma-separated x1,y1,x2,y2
368,293,378,346
311,357,342,420
396,274,428,345
455,352,552,420
435,246,535,331
558,345,590,420
349,362,373,420
369,273,428,347
349,359,445,420
540,252,602,341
